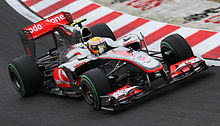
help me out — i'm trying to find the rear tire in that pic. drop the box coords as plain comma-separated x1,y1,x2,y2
81,68,112,110
8,55,43,97
160,34,194,68
90,23,116,41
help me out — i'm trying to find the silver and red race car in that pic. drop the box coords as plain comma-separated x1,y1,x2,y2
8,12,208,111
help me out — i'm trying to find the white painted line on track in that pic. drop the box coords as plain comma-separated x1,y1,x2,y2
30,0,60,13
74,6,113,25
148,27,200,51
128,21,166,35
107,14,137,32
192,33,220,56
6,0,42,22
125,20,166,37
205,59,220,66
45,0,92,18
6,0,220,66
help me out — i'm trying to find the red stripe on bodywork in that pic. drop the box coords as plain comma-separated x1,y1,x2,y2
185,30,217,47
24,0,42,7
37,0,77,17
145,25,180,45
202,46,220,59
87,11,123,28
26,48,31,56
99,57,163,73
71,3,100,20
170,56,196,78
114,18,150,38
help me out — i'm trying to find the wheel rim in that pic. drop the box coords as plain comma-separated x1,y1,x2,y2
82,81,96,107
10,71,22,93
161,45,177,67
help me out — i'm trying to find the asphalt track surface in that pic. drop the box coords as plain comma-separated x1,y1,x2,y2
0,1,220,126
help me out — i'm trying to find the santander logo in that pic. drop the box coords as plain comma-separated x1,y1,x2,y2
28,14,66,33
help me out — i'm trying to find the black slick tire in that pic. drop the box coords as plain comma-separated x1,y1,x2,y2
8,55,43,97
160,34,194,68
81,68,112,110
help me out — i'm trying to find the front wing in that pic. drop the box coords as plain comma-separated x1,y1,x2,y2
99,56,208,111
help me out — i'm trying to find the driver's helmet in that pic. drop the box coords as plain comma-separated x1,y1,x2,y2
87,37,107,55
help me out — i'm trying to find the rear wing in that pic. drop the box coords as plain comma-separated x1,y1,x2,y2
19,12,73,58
23,12,73,40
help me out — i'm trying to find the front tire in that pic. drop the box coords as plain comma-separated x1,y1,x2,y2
160,34,194,68
8,55,43,97
81,68,112,110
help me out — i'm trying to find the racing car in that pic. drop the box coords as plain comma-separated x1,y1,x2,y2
8,12,208,111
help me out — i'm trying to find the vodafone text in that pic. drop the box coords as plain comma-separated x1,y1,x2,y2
28,14,66,33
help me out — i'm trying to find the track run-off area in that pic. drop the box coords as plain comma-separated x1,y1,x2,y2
7,0,220,61
0,0,219,126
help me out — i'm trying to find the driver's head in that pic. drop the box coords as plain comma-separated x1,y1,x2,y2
87,37,107,55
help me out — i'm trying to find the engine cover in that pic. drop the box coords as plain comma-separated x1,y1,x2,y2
99,47,163,73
